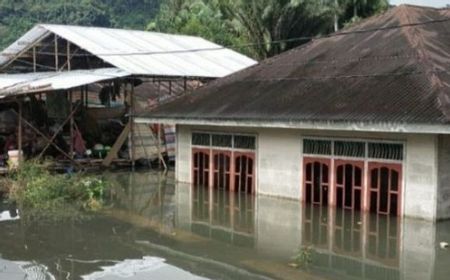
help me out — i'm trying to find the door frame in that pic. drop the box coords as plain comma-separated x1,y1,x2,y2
302,157,332,206
334,159,365,211
367,162,403,216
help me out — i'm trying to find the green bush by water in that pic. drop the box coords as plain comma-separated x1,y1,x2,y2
2,161,109,217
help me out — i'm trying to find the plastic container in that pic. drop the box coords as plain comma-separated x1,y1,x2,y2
7,150,22,169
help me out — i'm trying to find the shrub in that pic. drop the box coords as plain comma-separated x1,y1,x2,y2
4,161,109,217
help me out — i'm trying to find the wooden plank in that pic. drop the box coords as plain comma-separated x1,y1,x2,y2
102,123,130,167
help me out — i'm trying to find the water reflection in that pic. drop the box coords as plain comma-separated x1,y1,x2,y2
301,205,400,279
191,187,255,247
0,171,449,280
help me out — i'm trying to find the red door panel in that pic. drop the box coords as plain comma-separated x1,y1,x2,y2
367,162,402,216
234,152,256,194
192,148,211,188
212,150,232,191
334,160,364,211
303,157,331,206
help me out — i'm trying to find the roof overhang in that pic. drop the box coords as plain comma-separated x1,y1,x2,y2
134,117,450,135
0,68,129,99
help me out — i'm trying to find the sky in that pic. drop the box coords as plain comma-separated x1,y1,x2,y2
390,0,449,7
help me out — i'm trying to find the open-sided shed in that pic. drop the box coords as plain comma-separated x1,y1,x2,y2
0,24,256,170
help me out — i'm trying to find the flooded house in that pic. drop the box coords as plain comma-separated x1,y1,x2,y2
137,5,450,221
0,24,256,170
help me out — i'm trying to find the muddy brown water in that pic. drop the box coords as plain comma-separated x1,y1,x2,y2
0,171,449,280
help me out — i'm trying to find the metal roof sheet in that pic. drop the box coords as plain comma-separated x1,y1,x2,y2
0,24,257,78
0,68,129,99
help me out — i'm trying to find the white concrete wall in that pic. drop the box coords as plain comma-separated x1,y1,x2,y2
404,134,438,220
257,129,302,198
400,218,436,280
437,135,450,220
175,125,441,220
175,125,192,183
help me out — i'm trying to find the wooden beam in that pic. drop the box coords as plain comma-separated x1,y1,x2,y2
102,123,131,167
54,34,58,71
32,47,36,72
0,32,49,71
37,102,81,160
67,41,71,70
11,110,82,168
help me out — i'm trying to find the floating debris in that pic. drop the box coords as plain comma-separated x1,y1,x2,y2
288,263,300,268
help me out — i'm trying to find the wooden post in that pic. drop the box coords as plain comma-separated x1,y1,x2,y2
18,100,23,162
32,47,36,72
69,90,74,160
129,82,135,168
157,124,161,169
67,41,71,70
54,34,59,70
84,85,88,107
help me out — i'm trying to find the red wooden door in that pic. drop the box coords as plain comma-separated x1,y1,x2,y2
212,150,232,191
234,152,256,194
303,157,331,206
334,160,364,211
367,162,402,216
192,148,210,187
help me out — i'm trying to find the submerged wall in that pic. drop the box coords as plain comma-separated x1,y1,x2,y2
175,125,442,220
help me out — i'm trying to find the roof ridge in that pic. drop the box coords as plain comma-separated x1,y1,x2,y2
38,23,212,42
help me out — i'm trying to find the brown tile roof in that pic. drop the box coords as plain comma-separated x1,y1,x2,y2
140,5,450,125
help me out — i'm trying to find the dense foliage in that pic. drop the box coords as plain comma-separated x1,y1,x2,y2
149,0,389,59
0,0,389,59
0,0,161,49
2,161,109,220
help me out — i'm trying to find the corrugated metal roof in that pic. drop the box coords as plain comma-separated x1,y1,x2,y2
0,68,129,99
0,24,256,78
139,5,450,126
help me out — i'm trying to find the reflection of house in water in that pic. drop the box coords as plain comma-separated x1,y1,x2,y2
191,186,255,247
73,174,449,279
301,205,400,279
177,185,440,280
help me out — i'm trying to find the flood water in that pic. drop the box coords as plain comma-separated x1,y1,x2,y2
1,171,449,280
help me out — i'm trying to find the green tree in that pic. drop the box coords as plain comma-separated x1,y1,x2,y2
329,0,389,30
217,0,334,59
147,0,248,55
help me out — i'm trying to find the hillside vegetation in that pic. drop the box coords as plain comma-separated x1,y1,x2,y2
0,0,161,49
0,0,389,59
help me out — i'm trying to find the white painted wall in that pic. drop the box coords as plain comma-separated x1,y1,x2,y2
404,134,438,220
257,129,302,198
175,125,441,220
437,135,450,220
175,125,192,183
